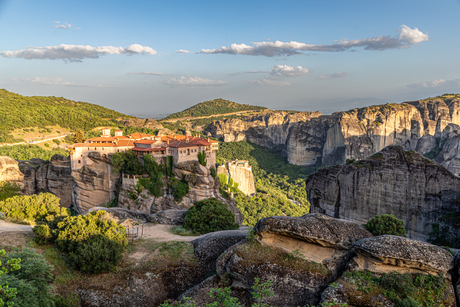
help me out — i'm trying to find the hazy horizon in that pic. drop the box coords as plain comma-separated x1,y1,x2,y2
1,0,459,116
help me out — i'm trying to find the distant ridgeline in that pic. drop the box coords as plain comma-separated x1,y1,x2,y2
0,89,132,143
162,98,267,120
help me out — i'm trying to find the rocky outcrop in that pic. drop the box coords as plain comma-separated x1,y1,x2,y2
72,152,120,213
147,209,187,225
218,161,256,196
207,96,460,167
0,154,73,207
306,145,460,240
118,161,244,224
320,235,457,306
0,156,24,182
82,207,149,221
205,110,321,150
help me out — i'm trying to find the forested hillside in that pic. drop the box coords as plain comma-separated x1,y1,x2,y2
163,98,267,120
0,89,132,142
217,141,314,226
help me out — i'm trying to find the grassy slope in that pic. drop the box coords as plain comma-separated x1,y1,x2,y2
0,89,132,142
163,98,267,120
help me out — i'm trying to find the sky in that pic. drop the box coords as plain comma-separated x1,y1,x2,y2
1,0,460,116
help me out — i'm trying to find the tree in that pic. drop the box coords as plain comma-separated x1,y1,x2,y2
74,130,84,143
363,214,406,236
184,198,238,234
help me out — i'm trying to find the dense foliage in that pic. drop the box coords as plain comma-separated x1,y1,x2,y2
0,249,21,307
363,214,406,237
197,151,207,166
0,181,21,202
170,178,190,202
139,154,166,197
0,248,55,307
112,150,144,175
163,99,266,120
0,89,131,143
35,211,128,273
184,198,239,234
0,193,69,225
216,141,312,226
342,270,447,307
0,145,68,161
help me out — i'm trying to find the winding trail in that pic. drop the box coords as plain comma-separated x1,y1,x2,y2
0,220,33,233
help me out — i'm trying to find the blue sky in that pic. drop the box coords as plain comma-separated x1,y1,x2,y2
1,0,460,116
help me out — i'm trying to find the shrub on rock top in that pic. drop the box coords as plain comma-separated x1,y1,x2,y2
184,197,238,234
363,214,406,237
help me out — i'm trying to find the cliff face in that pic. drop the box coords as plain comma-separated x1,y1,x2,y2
306,146,460,240
207,97,460,166
0,156,24,182
71,152,120,213
205,110,321,150
217,161,256,196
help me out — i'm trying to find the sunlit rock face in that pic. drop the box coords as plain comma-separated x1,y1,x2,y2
207,97,460,166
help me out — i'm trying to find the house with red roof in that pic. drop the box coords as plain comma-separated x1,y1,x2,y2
68,128,218,170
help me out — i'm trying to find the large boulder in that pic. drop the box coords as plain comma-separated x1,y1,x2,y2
307,145,460,240
147,209,187,225
192,229,247,275
0,156,24,182
352,235,454,275
82,207,149,222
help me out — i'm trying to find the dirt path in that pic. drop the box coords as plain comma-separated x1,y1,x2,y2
0,220,33,233
141,224,200,242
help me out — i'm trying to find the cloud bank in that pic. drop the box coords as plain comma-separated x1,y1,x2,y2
163,76,228,87
20,77,106,87
1,44,157,61
176,49,192,54
201,25,428,57
406,79,446,88
127,72,168,76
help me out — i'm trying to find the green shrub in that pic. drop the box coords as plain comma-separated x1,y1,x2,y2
53,293,81,307
1,248,55,307
197,151,207,166
0,193,69,224
184,198,238,234
210,168,216,178
44,143,50,147
0,249,21,307
112,150,144,175
68,235,125,273
55,211,127,254
396,297,421,307
171,179,189,202
363,214,406,237
33,225,52,245
53,139,61,146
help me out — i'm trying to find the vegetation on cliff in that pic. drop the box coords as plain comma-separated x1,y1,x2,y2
216,141,311,226
0,89,131,143
0,144,69,161
363,214,406,237
162,98,266,120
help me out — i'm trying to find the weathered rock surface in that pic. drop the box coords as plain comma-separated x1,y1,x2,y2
217,161,256,196
120,118,163,130
147,209,187,225
0,156,24,182
1,154,73,207
82,207,149,221
306,145,460,240
192,229,247,275
352,235,454,275
72,152,120,213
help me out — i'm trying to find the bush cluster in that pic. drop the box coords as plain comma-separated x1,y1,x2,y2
363,214,406,237
0,193,69,225
184,198,238,234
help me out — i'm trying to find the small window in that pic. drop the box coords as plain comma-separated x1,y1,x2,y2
78,160,81,163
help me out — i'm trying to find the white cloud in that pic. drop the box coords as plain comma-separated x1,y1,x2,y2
201,25,428,57
1,44,157,62
398,25,429,44
176,49,192,54
270,65,309,77
407,79,446,88
228,70,269,76
20,77,107,87
163,76,228,87
127,72,169,76
246,77,291,87
318,72,349,79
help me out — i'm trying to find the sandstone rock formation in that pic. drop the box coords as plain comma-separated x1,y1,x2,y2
1,154,73,207
72,152,120,213
206,96,460,167
306,145,460,240
147,209,187,225
217,160,256,196
0,156,24,182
